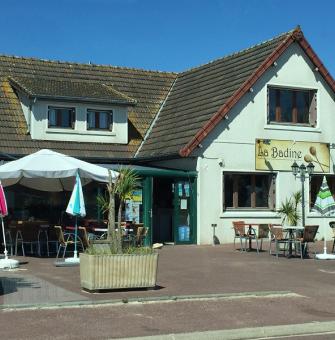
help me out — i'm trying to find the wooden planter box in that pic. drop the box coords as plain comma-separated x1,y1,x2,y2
80,252,159,291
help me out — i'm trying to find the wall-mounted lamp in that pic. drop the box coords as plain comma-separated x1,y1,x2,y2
218,158,224,167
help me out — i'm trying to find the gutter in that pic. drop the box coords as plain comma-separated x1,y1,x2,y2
0,151,184,165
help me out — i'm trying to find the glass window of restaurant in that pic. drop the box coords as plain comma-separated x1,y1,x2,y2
223,172,276,210
97,184,144,225
6,182,104,226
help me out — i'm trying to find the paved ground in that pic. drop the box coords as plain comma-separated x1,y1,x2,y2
1,242,335,339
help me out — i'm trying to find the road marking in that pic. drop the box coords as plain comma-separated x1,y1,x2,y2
319,269,335,274
123,321,335,340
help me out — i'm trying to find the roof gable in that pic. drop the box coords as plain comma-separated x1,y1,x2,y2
137,27,335,159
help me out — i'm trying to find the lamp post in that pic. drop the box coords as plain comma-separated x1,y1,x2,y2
291,161,315,227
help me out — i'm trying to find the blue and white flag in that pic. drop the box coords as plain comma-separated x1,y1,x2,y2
66,173,86,217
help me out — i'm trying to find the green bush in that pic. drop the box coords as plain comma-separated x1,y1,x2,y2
85,244,154,255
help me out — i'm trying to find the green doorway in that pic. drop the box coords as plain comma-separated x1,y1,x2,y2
152,178,174,243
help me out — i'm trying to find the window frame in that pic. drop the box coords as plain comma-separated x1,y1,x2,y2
222,172,276,211
267,86,317,127
48,106,76,129
86,109,113,131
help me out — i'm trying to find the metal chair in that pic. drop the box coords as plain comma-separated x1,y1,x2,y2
54,226,83,259
1,229,14,256
135,227,148,247
295,225,319,259
269,225,290,258
78,226,94,249
329,221,335,253
255,224,270,252
37,224,50,257
232,221,248,251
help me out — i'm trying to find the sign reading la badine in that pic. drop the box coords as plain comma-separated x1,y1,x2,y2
255,139,330,172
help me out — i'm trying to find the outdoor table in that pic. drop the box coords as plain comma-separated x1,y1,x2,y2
240,223,259,250
283,225,304,257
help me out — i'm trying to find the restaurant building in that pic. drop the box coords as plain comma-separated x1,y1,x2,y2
1,26,335,245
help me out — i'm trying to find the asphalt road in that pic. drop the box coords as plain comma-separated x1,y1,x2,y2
2,294,335,340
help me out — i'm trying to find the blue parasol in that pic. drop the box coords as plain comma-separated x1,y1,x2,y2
66,173,86,263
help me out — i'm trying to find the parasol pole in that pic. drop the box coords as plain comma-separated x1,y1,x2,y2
74,215,78,259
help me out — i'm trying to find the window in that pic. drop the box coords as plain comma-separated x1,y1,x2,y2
48,107,75,129
223,173,276,210
268,87,317,126
310,175,335,210
87,109,113,130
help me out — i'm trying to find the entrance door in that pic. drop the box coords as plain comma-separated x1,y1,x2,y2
152,178,174,243
173,180,196,244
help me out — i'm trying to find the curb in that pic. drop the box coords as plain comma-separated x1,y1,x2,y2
1,290,299,311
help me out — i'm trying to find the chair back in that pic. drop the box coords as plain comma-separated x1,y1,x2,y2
136,226,147,246
232,221,246,236
329,221,335,236
303,225,319,242
269,225,284,240
54,226,65,244
79,226,90,249
258,224,270,239
3,229,13,245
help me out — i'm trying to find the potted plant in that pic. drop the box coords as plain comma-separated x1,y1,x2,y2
278,191,302,226
80,167,159,291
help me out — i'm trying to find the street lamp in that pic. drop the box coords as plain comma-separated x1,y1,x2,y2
291,161,315,227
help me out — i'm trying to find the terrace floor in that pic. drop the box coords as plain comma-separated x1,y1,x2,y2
1,241,335,308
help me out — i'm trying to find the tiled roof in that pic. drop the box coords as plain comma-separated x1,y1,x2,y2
1,27,330,162
9,76,136,105
0,56,176,159
137,30,293,158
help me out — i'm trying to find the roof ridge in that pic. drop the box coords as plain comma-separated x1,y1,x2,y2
12,74,110,84
180,28,296,75
0,53,178,76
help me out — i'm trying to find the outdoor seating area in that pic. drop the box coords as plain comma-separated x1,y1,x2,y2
232,221,321,259
1,220,149,259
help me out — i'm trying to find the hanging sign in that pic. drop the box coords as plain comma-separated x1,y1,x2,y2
255,139,330,172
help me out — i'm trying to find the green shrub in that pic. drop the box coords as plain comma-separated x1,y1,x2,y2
85,244,154,255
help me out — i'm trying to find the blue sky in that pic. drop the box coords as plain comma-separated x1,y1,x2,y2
1,0,335,75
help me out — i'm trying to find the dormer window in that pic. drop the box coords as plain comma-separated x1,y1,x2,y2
48,106,75,129
87,109,113,131
268,87,317,126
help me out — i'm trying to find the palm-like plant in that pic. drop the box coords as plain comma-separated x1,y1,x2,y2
97,167,140,253
278,191,302,226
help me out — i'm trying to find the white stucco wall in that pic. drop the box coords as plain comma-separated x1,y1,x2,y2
195,43,335,245
19,97,129,144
